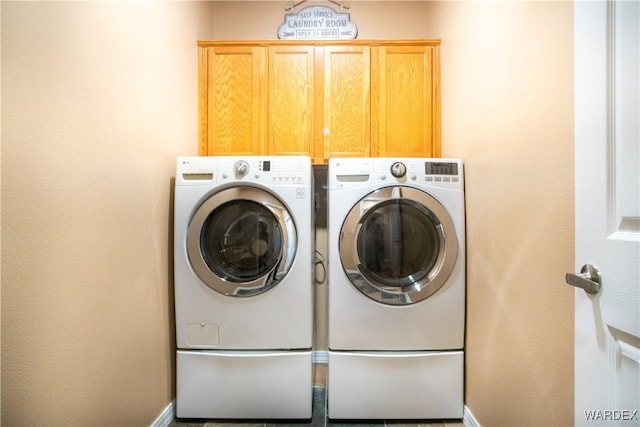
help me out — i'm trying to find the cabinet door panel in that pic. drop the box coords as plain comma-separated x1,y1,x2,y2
268,46,314,156
321,46,371,162
375,45,439,157
199,46,265,155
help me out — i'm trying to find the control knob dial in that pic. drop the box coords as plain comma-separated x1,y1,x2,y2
390,162,407,178
233,160,250,178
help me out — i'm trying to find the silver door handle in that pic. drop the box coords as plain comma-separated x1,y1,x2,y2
565,264,601,294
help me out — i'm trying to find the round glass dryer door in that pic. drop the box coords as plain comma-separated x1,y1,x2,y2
340,186,458,305
187,186,296,297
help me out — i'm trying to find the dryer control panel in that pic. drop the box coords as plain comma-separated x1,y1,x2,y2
329,158,464,190
374,158,464,190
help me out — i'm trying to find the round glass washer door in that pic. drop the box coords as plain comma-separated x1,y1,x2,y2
187,186,296,297
340,186,458,305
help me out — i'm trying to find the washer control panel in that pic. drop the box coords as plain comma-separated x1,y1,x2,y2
176,156,311,186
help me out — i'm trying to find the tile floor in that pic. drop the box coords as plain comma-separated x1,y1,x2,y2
169,365,465,427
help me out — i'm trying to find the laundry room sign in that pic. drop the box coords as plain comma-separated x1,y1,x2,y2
277,5,358,40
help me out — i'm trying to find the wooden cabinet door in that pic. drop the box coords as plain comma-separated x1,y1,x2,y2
317,46,371,163
198,46,266,156
267,45,315,156
372,45,441,157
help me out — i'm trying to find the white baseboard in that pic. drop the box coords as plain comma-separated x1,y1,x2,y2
150,400,175,427
463,405,481,427
312,350,329,364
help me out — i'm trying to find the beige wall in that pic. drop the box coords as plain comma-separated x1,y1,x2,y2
1,2,211,425
1,1,574,426
435,2,574,425
210,1,436,39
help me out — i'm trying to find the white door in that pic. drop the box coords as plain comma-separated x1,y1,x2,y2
573,1,640,426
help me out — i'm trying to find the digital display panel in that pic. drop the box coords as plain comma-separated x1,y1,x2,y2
425,162,458,176
262,160,271,172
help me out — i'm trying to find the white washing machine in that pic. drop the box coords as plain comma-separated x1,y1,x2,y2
174,156,314,419
327,157,465,420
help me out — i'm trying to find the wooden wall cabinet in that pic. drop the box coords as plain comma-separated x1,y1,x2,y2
319,45,371,162
266,45,315,157
198,45,266,156
372,44,441,158
198,40,440,164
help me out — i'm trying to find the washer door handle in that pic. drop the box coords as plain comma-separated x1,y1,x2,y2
565,264,601,294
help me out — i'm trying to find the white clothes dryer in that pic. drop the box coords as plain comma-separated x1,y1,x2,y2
327,158,465,420
174,156,313,419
